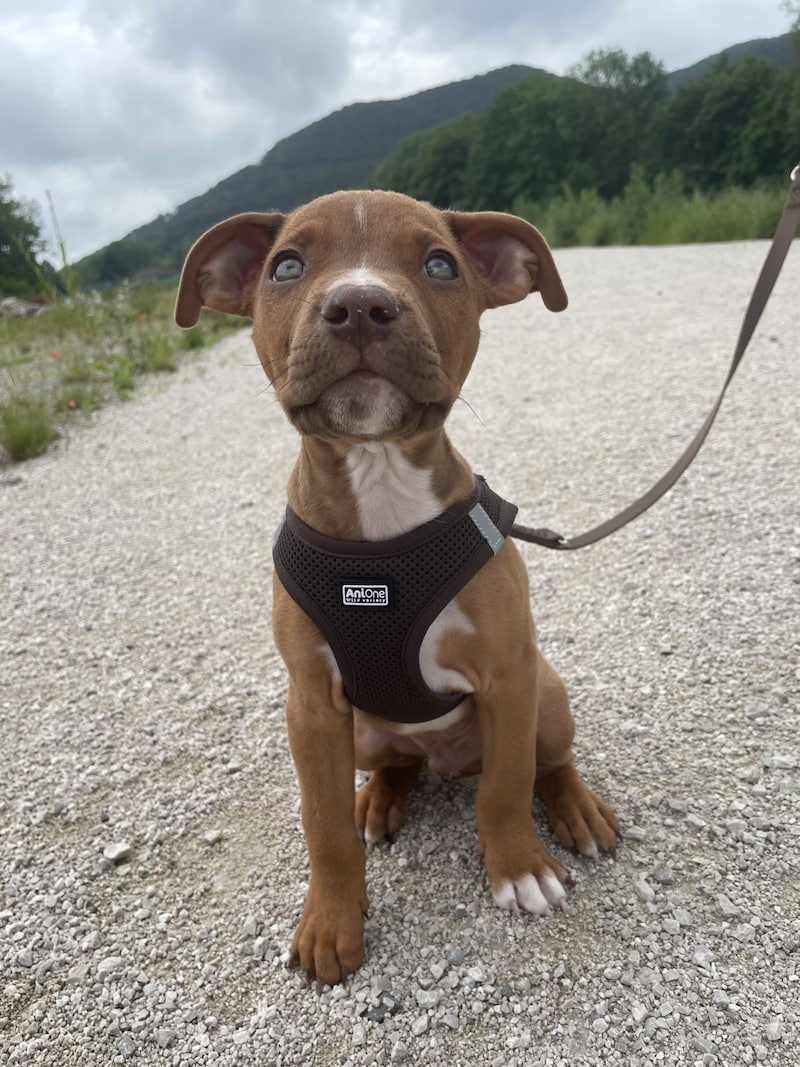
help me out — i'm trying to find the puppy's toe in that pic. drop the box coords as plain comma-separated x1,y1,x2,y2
493,871,569,916
355,765,421,845
538,765,620,858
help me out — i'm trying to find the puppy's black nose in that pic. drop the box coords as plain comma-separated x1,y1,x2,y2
321,284,399,343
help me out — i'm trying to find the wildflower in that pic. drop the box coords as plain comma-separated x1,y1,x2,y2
49,351,60,359
68,400,77,410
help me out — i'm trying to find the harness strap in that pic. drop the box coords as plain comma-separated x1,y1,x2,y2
512,163,800,551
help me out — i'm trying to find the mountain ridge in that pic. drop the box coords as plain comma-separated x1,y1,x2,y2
80,33,795,277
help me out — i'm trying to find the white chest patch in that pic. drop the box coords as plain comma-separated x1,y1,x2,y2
342,444,475,728
346,443,440,541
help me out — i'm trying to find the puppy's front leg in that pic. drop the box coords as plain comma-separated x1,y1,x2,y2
284,681,368,987
475,658,572,916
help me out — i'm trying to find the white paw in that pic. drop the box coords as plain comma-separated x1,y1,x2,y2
492,872,568,916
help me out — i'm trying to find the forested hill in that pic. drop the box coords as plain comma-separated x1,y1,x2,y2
665,32,795,89
78,32,795,283
125,65,546,257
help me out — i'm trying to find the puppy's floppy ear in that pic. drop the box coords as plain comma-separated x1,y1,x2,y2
175,212,285,328
443,210,567,312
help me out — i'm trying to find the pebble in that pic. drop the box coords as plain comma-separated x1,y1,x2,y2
693,1037,715,1054
715,893,740,917
103,841,132,864
352,1024,366,1047
117,1033,137,1059
243,914,262,937
97,956,126,977
415,989,441,1009
634,876,656,902
765,1020,784,1042
767,754,797,769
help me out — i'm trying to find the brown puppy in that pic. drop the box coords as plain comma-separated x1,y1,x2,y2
176,189,619,987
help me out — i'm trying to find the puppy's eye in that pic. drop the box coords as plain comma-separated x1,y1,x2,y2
272,254,306,282
423,251,457,281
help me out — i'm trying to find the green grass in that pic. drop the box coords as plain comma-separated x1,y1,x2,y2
0,398,59,462
0,282,248,464
514,170,788,247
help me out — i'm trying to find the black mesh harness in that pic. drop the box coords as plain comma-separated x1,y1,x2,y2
272,477,518,725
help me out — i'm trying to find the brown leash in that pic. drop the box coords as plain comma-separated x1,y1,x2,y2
511,163,800,551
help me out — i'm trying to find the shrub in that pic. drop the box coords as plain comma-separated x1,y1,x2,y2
0,399,58,461
514,171,785,246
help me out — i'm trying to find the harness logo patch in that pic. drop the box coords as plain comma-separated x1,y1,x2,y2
340,579,393,609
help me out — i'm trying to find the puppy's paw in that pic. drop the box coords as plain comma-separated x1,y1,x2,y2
537,764,620,859
482,824,573,918
355,764,422,847
289,888,368,989
492,870,570,916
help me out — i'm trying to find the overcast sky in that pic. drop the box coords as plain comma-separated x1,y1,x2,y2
1,0,792,261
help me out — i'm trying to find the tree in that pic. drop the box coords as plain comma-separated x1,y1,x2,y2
0,176,46,298
461,75,621,210
570,47,667,109
371,114,479,207
781,0,800,35
652,57,793,189
569,49,667,176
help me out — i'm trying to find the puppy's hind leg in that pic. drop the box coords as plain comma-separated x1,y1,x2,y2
355,762,424,846
533,652,620,859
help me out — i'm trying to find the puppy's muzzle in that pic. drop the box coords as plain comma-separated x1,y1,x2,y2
321,284,401,349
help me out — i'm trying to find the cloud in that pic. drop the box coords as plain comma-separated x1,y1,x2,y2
0,0,791,259
3,1,362,256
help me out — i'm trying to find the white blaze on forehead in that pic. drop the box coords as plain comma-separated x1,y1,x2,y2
354,199,367,230
326,264,393,293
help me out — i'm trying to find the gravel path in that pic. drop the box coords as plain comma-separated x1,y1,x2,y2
2,241,798,1066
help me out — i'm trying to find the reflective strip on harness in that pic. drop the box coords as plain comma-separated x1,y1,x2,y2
469,502,505,555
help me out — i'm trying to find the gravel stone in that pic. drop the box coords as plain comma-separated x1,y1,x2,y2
102,841,133,864
414,989,440,1009
634,876,656,902
2,244,799,1066
96,956,125,977
766,1020,785,1042
352,1024,367,1047
715,893,740,917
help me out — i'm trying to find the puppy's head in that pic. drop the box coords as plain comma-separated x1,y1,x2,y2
176,190,566,440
